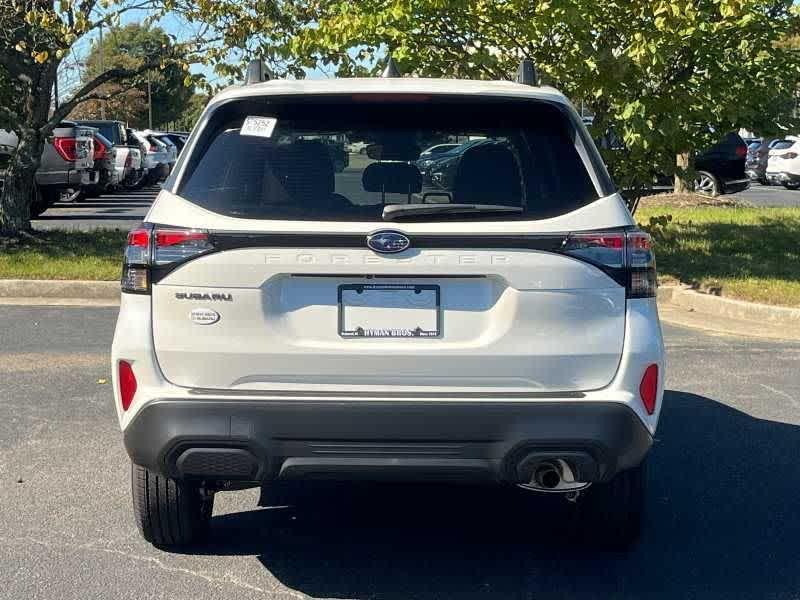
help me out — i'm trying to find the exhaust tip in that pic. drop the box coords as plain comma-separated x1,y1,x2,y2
534,463,561,489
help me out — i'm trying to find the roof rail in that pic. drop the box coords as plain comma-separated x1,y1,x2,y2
515,59,538,86
244,59,270,85
381,57,402,78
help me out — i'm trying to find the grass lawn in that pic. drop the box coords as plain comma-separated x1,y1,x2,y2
0,230,126,280
637,205,800,307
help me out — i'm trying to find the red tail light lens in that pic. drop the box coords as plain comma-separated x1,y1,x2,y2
735,145,747,158
118,360,137,411
93,138,107,160
562,232,625,268
122,225,213,294
639,364,659,415
154,229,212,265
562,230,656,298
53,137,79,161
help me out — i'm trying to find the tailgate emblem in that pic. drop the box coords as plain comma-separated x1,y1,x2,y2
190,308,220,325
366,230,410,254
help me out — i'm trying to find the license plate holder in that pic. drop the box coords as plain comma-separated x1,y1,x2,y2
338,284,440,338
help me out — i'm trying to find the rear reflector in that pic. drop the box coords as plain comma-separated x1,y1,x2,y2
639,364,658,415
93,137,107,160
118,361,137,411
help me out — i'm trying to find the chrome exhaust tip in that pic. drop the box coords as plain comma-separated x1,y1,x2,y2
518,458,591,494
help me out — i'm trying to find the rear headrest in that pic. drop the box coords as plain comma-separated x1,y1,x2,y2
453,143,521,205
362,162,422,194
279,139,335,200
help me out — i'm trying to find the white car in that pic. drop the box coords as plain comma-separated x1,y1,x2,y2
766,136,800,189
132,130,170,184
112,62,665,549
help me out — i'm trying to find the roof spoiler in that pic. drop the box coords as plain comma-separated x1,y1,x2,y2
381,57,402,78
515,59,538,86
244,59,271,85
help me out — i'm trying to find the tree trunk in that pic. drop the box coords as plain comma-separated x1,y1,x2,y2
674,151,691,194
0,129,44,236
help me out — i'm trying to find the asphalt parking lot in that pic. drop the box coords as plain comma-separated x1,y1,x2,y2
2,305,799,599
29,176,800,232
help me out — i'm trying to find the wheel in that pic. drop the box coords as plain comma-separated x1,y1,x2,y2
131,463,214,547
29,184,50,217
694,171,720,197
570,461,645,550
783,181,800,190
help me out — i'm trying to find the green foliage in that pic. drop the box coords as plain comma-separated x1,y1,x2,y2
74,24,194,128
285,0,800,190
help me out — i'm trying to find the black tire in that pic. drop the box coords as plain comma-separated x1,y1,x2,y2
131,463,214,547
571,461,646,550
783,181,800,190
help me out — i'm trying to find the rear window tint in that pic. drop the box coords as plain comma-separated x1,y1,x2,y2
177,96,604,222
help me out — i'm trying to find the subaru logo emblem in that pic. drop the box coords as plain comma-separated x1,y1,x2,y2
366,230,411,254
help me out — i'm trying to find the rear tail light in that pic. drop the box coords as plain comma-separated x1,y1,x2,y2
639,364,659,415
93,138,107,160
124,153,132,168
118,360,137,411
53,137,79,161
735,145,747,158
562,230,657,298
121,225,214,294
782,152,798,159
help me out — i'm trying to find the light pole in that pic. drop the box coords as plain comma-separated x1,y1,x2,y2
99,23,106,119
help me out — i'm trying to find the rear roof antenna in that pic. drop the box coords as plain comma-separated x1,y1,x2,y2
515,58,538,86
244,58,271,85
381,56,402,78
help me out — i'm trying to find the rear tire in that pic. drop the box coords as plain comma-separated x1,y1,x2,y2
571,461,645,550
694,171,720,197
131,463,214,547
783,181,800,190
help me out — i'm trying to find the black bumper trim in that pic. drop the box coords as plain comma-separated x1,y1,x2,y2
123,399,653,484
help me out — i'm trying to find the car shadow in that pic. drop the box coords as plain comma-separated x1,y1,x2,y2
186,390,800,599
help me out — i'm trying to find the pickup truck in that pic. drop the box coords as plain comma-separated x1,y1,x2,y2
0,122,97,215
76,120,141,190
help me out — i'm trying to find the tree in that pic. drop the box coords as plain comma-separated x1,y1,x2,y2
171,92,209,132
69,24,194,128
287,0,800,195
0,0,299,235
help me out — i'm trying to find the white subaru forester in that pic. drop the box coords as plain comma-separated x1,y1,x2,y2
112,61,664,549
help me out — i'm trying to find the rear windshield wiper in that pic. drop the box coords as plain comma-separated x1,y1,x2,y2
382,203,523,221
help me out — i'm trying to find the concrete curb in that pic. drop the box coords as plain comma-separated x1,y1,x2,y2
0,279,120,300
657,285,800,326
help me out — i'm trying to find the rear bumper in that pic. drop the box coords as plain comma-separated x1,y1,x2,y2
123,399,653,485
35,168,94,188
766,171,800,184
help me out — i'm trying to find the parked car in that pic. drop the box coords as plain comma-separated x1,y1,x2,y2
692,132,750,196
0,122,96,215
416,138,490,184
132,130,170,184
746,139,773,185
81,131,119,198
419,142,460,158
765,137,800,189
76,120,136,189
112,64,664,550
346,140,369,154
161,132,189,154
143,131,178,168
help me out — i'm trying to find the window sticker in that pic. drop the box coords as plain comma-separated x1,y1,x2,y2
241,116,277,138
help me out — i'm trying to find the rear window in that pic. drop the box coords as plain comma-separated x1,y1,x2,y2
772,140,795,150
177,96,605,222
